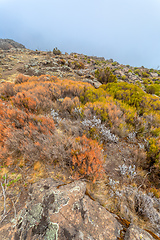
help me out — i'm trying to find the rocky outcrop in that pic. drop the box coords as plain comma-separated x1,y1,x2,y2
0,179,159,240
12,178,122,240
124,224,155,240
0,39,25,50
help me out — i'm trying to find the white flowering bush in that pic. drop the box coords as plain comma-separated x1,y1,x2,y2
119,164,137,178
81,116,119,143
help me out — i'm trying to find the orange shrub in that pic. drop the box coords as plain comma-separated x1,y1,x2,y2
12,91,38,113
0,82,15,99
0,99,55,166
15,74,29,84
71,135,104,182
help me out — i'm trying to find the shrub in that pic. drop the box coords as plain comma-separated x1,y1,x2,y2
147,138,159,166
15,74,29,84
95,67,117,84
72,61,85,69
112,62,117,66
146,85,156,94
142,71,150,78
0,99,56,166
134,69,141,76
71,135,104,182
122,75,127,80
53,47,61,55
57,59,65,65
0,82,15,99
143,78,153,85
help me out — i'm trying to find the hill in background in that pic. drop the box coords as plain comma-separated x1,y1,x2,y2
0,39,25,50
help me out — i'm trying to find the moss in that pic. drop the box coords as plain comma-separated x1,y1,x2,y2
27,203,43,227
44,222,59,240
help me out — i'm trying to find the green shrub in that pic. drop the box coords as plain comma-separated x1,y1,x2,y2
147,138,159,165
142,71,150,78
146,85,156,94
53,47,61,55
142,78,153,86
122,75,127,80
95,67,117,84
134,69,141,76
112,62,117,66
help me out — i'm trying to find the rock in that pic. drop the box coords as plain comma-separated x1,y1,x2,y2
124,224,154,240
0,39,25,50
12,178,122,240
150,72,158,78
84,74,94,80
83,78,102,88
61,66,71,72
74,70,84,76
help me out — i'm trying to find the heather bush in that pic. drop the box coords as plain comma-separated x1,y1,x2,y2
81,116,118,142
0,99,56,166
95,67,117,84
146,84,160,96
142,71,150,78
0,82,15,99
147,138,159,166
53,47,61,55
15,74,29,84
69,60,85,69
121,75,127,80
71,135,104,182
146,85,156,94
134,69,141,76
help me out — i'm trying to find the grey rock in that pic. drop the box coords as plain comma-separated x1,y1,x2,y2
13,178,122,240
74,70,84,76
82,78,102,88
150,72,158,78
124,224,154,240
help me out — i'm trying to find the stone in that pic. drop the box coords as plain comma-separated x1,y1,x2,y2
124,224,154,240
12,178,122,240
150,72,158,78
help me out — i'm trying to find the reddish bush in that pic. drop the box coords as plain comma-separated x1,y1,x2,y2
12,91,38,113
0,82,15,99
71,135,104,182
15,74,29,84
0,99,55,166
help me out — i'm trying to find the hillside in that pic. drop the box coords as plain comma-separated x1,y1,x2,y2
0,39,25,50
0,44,160,239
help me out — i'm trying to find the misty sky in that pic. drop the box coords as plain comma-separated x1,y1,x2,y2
1,0,160,69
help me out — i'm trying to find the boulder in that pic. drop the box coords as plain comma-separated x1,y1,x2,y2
12,178,122,240
124,224,154,240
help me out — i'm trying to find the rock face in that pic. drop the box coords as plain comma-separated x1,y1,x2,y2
13,178,122,240
0,179,158,240
125,224,154,240
0,39,25,50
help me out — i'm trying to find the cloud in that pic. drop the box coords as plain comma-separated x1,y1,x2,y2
0,0,160,68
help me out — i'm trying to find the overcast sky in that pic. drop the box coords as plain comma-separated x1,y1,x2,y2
1,0,160,68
